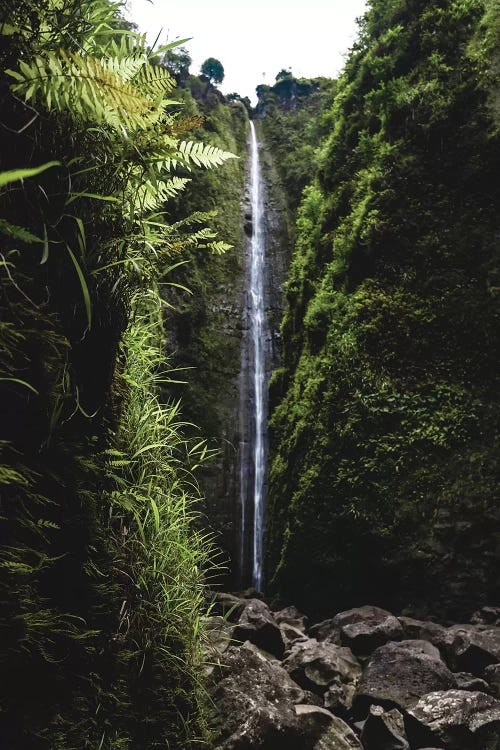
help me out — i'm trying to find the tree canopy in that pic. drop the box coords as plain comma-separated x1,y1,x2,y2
201,57,225,84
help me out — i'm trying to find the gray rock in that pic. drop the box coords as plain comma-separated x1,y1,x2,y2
295,705,363,749
333,605,404,655
283,638,361,712
211,643,305,749
275,605,308,631
470,607,500,626
233,598,285,658
398,616,448,650
308,618,342,644
324,681,359,717
280,622,309,650
444,624,500,674
484,664,500,698
360,705,409,750
356,640,456,714
406,689,500,750
454,671,491,693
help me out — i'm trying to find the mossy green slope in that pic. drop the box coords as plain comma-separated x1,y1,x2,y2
267,0,500,619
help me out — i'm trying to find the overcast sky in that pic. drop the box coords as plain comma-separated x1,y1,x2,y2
125,0,368,102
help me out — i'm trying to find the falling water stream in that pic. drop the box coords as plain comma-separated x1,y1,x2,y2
241,120,266,591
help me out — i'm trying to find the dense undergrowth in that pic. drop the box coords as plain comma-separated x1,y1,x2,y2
267,0,500,619
256,72,337,211
0,1,234,746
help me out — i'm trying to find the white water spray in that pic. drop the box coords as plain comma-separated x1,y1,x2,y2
249,121,266,590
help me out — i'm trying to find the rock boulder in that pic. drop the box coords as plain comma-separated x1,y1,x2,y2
333,605,404,655
233,598,285,658
406,689,500,749
356,640,456,714
283,638,361,712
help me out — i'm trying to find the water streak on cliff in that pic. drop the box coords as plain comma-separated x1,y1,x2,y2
239,122,267,590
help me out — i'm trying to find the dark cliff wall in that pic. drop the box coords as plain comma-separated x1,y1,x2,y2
266,0,500,619
165,97,291,585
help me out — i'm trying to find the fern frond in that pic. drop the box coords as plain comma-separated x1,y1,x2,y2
101,53,146,82
178,141,237,169
127,176,191,214
208,241,232,255
133,64,176,102
171,115,205,138
7,51,157,131
0,219,43,244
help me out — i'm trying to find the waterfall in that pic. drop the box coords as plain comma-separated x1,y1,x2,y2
240,121,267,591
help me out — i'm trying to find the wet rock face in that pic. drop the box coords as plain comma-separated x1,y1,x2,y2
355,640,456,713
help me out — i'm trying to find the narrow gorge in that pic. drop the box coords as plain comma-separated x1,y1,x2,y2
2,1,500,748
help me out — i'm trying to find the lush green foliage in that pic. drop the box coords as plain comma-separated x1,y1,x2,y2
0,1,234,746
200,57,224,84
267,0,500,618
256,73,337,210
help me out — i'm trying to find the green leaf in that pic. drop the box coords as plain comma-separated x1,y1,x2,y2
65,245,92,329
0,377,39,394
0,161,61,188
41,224,49,264
0,218,42,244
66,191,120,204
150,498,160,533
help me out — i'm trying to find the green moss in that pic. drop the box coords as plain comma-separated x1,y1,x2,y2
267,0,500,619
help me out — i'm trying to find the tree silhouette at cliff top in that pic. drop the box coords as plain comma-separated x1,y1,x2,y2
200,57,224,84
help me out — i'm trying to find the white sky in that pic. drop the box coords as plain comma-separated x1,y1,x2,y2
125,0,368,103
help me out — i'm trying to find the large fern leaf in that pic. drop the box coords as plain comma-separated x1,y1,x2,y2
7,51,158,131
178,141,237,169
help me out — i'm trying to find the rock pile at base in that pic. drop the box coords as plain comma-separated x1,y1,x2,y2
206,596,500,749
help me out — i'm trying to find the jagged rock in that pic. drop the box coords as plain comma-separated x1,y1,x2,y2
324,681,359,716
484,664,500,697
211,643,305,749
233,598,285,658
454,671,491,693
356,640,456,714
470,607,500,626
283,638,362,712
406,689,500,749
360,705,409,750
333,605,404,655
208,591,245,622
308,618,342,644
280,622,309,650
237,587,265,600
295,705,363,749
398,616,448,650
275,605,308,631
444,624,500,674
